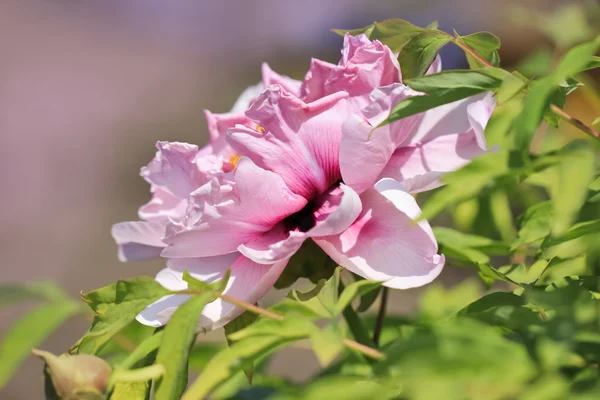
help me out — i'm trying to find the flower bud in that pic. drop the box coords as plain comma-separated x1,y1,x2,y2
32,349,111,400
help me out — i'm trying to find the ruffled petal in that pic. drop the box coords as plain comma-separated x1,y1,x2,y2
111,221,167,262
138,187,188,221
262,63,302,96
162,158,306,258
314,178,444,289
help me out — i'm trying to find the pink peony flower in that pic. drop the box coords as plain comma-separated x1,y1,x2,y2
112,34,495,330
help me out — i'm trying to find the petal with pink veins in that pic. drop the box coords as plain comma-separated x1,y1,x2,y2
239,184,361,264
136,255,288,330
314,178,444,289
228,86,350,199
111,221,167,262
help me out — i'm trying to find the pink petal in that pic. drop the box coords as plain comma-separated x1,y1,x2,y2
141,141,216,200
136,255,288,330
380,130,490,193
138,187,188,221
299,58,337,102
339,84,423,194
227,85,350,199
162,158,306,258
111,221,167,262
229,83,265,113
314,178,444,289
426,55,442,75
262,63,302,96
408,93,493,145
238,184,361,264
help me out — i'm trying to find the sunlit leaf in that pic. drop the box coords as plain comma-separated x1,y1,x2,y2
459,31,501,68
310,324,345,367
513,201,554,249
333,19,425,52
335,280,382,315
153,290,216,400
398,31,452,79
76,277,170,355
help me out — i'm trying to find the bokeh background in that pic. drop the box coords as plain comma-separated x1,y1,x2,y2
0,0,595,398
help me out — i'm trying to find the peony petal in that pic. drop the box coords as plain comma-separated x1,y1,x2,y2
299,58,337,102
111,221,167,262
227,85,350,199
314,178,444,289
339,84,423,194
407,93,492,145
262,63,302,96
161,158,306,258
138,187,188,221
238,184,361,264
141,141,213,200
229,83,264,113
137,255,288,330
379,130,490,193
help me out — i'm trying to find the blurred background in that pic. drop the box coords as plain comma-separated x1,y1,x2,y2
0,0,596,398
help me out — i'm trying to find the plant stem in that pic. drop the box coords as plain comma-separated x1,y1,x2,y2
372,287,389,347
451,35,600,142
338,281,376,349
177,288,385,360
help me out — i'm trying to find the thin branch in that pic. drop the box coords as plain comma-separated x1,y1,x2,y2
372,287,389,347
220,294,284,321
342,338,386,360
452,35,600,141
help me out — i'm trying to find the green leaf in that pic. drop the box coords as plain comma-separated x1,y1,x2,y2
109,381,149,400
459,32,501,68
515,37,600,150
541,219,600,249
0,302,80,389
458,292,525,315
0,281,70,306
586,56,600,71
381,70,501,127
513,201,554,249
309,324,346,367
224,311,259,383
110,364,165,384
153,291,215,400
335,279,382,315
76,277,170,355
420,280,482,320
333,19,425,52
398,31,452,79
287,267,341,318
183,335,298,399
117,330,164,370
426,21,439,30
589,176,600,191
490,190,516,241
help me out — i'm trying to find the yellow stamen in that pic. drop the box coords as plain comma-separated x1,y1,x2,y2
229,153,241,169
256,124,266,134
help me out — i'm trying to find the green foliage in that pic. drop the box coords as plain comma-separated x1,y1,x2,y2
75,277,170,355
0,282,82,389
398,31,451,79
458,31,501,68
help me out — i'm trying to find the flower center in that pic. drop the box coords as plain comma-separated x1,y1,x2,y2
283,201,317,233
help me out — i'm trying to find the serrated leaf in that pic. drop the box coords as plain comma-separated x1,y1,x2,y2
76,277,170,355
398,31,452,79
335,280,382,315
0,302,80,389
153,291,215,400
459,32,501,68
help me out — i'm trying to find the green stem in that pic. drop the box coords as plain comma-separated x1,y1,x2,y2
338,281,375,349
372,287,389,347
